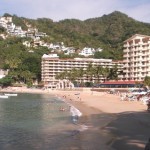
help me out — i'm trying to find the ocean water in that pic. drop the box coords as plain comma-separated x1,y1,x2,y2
0,93,83,150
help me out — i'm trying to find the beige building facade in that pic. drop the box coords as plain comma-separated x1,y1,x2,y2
41,54,123,87
123,34,150,81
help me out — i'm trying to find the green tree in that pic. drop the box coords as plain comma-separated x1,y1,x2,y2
67,68,79,82
108,65,119,80
0,76,13,87
85,63,95,83
101,67,110,82
8,70,20,83
93,66,103,83
55,70,68,80
5,57,21,70
144,76,150,87
20,70,35,86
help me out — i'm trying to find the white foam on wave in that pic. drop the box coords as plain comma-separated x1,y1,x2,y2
79,124,89,131
55,96,91,132
70,105,82,117
55,96,82,122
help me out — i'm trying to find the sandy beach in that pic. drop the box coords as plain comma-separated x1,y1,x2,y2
55,90,149,150
1,87,150,150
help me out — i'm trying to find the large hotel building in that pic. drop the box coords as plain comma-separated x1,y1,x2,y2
41,54,123,87
123,34,150,81
41,34,150,87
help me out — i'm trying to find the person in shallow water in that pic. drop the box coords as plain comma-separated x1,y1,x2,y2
59,107,66,111
145,138,150,150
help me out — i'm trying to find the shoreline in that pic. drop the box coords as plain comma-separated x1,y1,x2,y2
53,90,149,150
57,91,116,150
0,87,149,149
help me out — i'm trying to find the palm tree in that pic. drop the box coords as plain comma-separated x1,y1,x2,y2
55,70,68,80
93,66,103,84
108,65,119,80
8,70,20,83
5,57,21,71
67,68,78,82
77,68,85,83
144,76,150,87
20,70,35,85
101,67,110,82
86,63,95,83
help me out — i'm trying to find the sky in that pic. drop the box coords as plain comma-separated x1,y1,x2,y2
0,0,150,22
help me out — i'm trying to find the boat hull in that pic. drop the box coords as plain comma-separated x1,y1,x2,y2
4,94,18,96
0,95,9,98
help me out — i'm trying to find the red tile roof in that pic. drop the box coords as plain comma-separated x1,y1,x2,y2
102,81,142,85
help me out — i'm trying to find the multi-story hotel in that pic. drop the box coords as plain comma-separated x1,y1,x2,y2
41,54,123,87
123,34,150,81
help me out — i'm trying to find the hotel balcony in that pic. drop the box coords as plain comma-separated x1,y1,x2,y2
124,64,129,68
124,49,130,53
123,43,129,47
136,48,142,52
142,48,148,51
123,54,129,58
123,60,130,63
140,75,146,78
138,42,144,45
146,69,150,72
124,74,129,78
43,67,50,70
124,70,129,73
141,42,149,46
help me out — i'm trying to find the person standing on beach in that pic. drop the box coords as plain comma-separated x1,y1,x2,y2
146,100,150,111
145,138,150,150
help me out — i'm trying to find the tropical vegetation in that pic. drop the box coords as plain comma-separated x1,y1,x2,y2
56,64,120,87
0,37,49,87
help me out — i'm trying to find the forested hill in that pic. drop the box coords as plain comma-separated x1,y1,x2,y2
3,11,150,60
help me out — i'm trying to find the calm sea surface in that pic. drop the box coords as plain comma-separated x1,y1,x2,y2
0,93,81,150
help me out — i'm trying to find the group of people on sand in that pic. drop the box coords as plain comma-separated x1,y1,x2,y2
119,91,150,112
59,93,82,112
62,93,82,102
147,100,150,111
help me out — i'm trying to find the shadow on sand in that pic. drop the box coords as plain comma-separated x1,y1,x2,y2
103,110,150,150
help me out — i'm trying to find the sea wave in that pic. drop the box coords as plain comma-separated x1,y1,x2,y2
56,96,82,123
56,96,90,133
70,105,82,123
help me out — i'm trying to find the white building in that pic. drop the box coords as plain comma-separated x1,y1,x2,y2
79,47,95,57
0,17,12,28
0,69,8,79
123,34,150,81
63,47,76,55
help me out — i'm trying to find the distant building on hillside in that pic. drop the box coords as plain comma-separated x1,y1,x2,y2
0,69,8,79
79,47,95,56
79,47,103,57
0,17,12,28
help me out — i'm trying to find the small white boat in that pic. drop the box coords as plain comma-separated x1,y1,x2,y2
4,93,18,96
0,95,9,98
